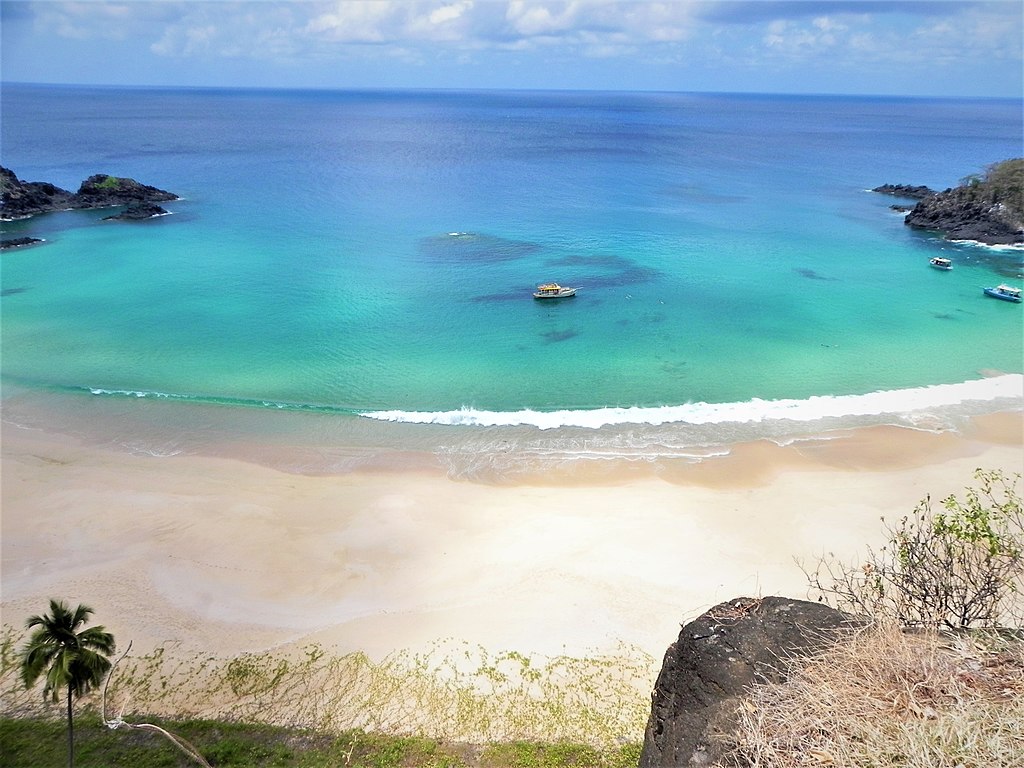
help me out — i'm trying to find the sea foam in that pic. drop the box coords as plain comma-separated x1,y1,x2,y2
359,374,1024,430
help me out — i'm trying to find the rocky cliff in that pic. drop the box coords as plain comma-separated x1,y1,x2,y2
0,166,178,220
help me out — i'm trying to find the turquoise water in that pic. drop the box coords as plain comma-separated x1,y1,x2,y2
2,86,1021,473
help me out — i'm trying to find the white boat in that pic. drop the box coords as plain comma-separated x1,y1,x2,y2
983,284,1022,303
929,257,953,270
533,283,577,299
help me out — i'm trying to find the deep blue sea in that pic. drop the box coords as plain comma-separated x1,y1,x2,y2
2,84,1022,477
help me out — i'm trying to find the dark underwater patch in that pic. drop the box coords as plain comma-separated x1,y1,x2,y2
419,232,541,264
662,184,748,204
794,267,836,281
542,329,578,343
471,291,522,303
546,252,662,288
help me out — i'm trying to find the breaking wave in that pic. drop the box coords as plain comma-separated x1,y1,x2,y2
359,375,1023,430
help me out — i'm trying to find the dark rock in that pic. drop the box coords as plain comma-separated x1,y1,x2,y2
1,236,44,250
890,205,913,213
1,166,178,221
905,186,1023,245
0,166,74,219
639,596,856,768
876,161,1024,246
74,174,178,209
872,183,936,200
102,202,169,221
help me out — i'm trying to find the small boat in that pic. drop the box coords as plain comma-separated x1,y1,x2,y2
533,283,577,299
983,284,1022,303
929,257,953,270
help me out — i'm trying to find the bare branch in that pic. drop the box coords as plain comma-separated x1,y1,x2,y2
101,640,213,768
806,470,1024,629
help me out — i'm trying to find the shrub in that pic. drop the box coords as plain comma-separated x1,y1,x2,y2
806,469,1023,629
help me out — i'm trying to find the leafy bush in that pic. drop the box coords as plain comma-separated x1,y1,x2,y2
806,469,1023,629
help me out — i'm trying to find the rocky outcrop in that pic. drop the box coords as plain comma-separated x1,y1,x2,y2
639,597,856,768
904,187,1023,245
102,202,169,221
0,166,178,220
75,174,178,210
874,160,1024,246
0,166,75,219
1,236,44,250
872,183,936,200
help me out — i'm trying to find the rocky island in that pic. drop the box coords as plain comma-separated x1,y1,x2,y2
874,158,1024,246
0,166,178,221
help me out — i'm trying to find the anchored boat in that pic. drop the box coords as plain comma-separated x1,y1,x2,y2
983,284,1022,303
533,283,577,299
929,257,953,270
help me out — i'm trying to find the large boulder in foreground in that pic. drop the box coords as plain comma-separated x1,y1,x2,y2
639,596,855,768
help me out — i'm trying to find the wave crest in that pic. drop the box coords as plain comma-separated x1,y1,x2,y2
359,375,1024,430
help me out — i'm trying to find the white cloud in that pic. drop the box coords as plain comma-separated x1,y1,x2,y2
505,1,583,36
429,0,472,26
305,1,402,43
15,0,1021,91
813,16,845,33
406,0,476,42
36,1,152,40
759,14,865,57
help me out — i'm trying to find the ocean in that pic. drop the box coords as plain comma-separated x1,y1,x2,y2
2,84,1022,478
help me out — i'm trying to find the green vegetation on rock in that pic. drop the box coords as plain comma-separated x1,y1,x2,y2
93,175,121,189
961,158,1024,219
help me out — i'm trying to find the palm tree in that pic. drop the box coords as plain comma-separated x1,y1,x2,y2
20,599,116,768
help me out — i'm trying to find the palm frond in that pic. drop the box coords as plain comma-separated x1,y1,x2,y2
18,600,116,702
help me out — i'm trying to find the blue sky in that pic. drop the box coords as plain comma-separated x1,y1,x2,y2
2,1,1022,96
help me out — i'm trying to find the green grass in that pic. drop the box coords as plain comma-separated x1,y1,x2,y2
93,175,121,189
0,716,642,768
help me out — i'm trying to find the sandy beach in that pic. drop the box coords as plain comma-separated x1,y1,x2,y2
3,413,1021,669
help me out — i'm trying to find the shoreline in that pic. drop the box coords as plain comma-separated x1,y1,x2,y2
2,409,1021,667
2,372,1021,483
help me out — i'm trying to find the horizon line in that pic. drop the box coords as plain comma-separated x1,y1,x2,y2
3,80,1021,102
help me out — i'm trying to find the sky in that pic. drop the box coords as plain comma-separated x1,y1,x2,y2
1,1,1022,97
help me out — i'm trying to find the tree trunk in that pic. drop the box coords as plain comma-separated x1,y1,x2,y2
66,687,74,768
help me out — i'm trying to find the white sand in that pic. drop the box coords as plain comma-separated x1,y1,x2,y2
2,415,1021,664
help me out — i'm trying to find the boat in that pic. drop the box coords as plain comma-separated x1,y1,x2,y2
929,257,953,270
983,284,1022,303
533,283,577,299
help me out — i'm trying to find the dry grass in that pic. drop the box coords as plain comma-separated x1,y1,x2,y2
2,629,653,749
726,621,1024,767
